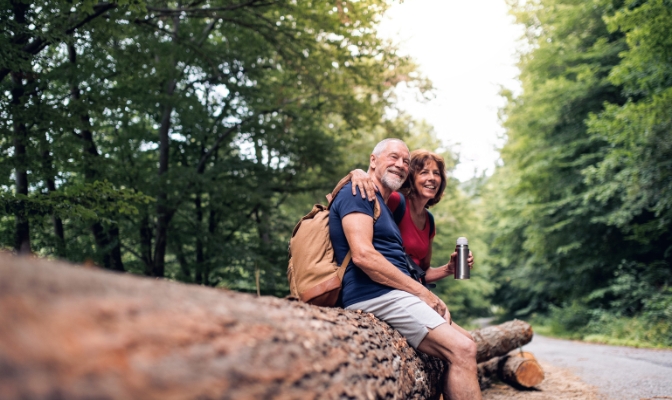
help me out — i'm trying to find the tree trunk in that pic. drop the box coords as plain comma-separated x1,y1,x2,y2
139,213,153,272
0,254,444,399
68,44,124,271
152,44,179,278
500,351,545,388
10,0,32,255
478,351,545,389
11,73,31,255
42,149,66,257
195,193,205,284
0,254,536,399
471,318,534,363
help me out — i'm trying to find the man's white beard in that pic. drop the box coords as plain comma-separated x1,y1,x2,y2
381,169,404,191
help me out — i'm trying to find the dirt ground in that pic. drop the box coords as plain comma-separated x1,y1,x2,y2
481,360,605,400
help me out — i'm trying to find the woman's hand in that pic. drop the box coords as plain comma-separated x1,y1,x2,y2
350,169,378,201
443,251,474,276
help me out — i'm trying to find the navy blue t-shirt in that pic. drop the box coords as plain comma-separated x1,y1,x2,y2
329,182,411,307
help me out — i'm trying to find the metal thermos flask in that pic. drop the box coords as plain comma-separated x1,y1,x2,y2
454,237,470,280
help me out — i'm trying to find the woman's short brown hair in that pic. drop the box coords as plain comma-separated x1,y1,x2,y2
400,149,447,208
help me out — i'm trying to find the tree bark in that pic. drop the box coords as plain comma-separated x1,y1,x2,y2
478,351,545,389
152,14,180,278
0,254,535,399
11,75,30,255
42,148,66,257
68,44,124,271
471,318,534,363
139,214,154,272
195,193,205,284
9,0,31,254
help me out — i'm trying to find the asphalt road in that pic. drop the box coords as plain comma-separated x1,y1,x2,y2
523,335,672,399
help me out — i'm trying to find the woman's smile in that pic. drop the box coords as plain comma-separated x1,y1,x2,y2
414,159,441,200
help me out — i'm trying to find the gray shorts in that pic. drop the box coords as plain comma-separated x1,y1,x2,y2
345,290,447,348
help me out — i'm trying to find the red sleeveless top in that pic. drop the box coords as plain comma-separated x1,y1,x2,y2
388,192,435,270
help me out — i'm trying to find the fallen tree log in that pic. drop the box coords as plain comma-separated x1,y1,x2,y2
0,254,534,399
478,351,545,389
471,319,534,363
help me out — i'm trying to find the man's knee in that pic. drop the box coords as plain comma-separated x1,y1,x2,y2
451,334,477,365
420,324,477,365
448,334,477,363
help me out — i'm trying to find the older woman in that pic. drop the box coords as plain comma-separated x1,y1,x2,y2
350,149,474,337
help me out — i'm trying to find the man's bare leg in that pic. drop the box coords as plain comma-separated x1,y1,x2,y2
451,321,474,341
417,322,481,400
442,310,475,341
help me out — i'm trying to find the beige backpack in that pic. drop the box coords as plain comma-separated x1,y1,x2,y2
287,174,381,307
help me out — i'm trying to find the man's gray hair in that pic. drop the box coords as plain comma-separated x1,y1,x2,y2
372,138,408,156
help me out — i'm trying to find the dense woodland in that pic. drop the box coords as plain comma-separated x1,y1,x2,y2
485,0,672,345
1,0,436,289
2,0,670,345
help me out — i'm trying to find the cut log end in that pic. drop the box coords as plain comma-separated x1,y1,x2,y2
505,357,545,388
478,351,545,390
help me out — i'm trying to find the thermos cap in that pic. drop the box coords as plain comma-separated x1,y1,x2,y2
456,237,468,245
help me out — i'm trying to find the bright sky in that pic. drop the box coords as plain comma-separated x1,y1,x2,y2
378,0,524,182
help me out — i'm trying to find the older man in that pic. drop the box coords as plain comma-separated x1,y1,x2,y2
328,138,481,400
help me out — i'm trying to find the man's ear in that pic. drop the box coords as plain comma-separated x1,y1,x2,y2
369,154,376,171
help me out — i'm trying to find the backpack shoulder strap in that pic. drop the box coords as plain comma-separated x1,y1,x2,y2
426,209,435,238
338,252,352,275
328,172,382,222
392,192,406,225
372,196,381,222
327,173,354,209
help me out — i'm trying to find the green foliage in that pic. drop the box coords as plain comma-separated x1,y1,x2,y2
532,295,672,348
606,0,672,97
582,0,672,268
487,0,627,317
2,181,152,221
1,0,437,295
481,0,672,347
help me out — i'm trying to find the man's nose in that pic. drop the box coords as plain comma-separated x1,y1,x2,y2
395,157,407,170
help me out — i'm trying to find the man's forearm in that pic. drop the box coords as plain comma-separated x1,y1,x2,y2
352,249,428,297
341,213,430,298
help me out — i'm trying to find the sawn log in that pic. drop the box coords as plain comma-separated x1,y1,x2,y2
478,351,545,389
471,319,534,363
0,253,533,399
